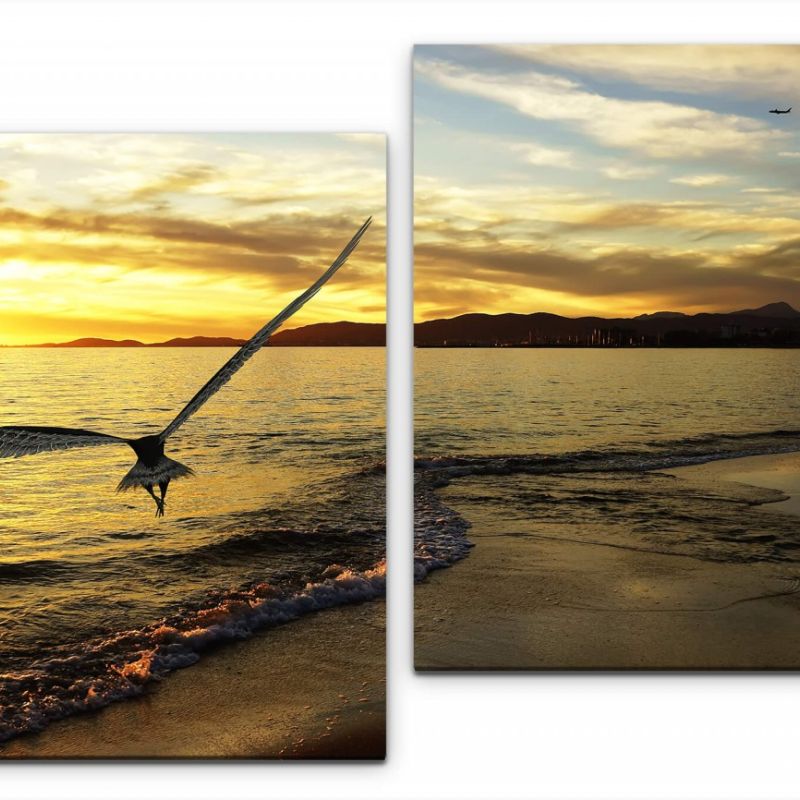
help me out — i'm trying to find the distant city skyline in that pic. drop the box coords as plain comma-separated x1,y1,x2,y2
415,45,800,321
0,133,385,345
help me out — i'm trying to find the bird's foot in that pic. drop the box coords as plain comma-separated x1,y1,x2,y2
154,500,165,518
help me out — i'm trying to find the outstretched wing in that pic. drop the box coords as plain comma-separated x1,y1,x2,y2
0,425,127,458
160,216,373,441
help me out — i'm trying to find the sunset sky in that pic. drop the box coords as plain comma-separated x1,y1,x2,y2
0,133,384,345
414,45,800,321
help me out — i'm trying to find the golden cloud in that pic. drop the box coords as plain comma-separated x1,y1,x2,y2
416,58,785,159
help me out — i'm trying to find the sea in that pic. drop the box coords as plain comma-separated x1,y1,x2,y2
0,347,385,743
415,348,800,579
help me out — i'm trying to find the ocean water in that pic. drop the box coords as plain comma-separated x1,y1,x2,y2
414,349,800,578
0,347,385,743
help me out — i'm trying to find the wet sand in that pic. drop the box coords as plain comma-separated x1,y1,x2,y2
416,452,800,670
1,600,385,759
663,451,800,517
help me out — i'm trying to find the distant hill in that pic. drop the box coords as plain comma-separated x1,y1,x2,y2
19,321,385,348
633,311,687,321
270,321,385,346
415,303,800,347
34,337,146,348
148,336,247,348
732,301,800,319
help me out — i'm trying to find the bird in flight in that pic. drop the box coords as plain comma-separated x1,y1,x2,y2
769,107,791,114
0,217,372,517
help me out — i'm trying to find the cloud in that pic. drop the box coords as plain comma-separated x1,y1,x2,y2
415,181,800,316
415,177,601,235
779,151,800,158
495,45,800,99
415,237,800,318
512,142,575,169
71,163,222,207
601,165,658,181
0,134,386,218
741,186,779,194
127,164,221,201
669,174,733,187
0,133,195,166
563,200,800,238
0,205,384,290
736,236,800,278
415,57,784,159
565,204,673,230
416,171,800,241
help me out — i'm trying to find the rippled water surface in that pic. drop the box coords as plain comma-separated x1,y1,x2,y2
414,349,800,581
0,347,384,741
416,349,800,456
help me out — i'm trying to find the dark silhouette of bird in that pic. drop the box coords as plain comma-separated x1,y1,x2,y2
769,107,791,114
0,217,372,516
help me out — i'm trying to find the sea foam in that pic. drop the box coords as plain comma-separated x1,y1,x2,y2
0,560,385,742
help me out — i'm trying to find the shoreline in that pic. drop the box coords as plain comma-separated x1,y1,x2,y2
1,599,385,759
416,451,800,670
661,451,800,517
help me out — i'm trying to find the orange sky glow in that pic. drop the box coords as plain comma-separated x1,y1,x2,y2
0,133,385,345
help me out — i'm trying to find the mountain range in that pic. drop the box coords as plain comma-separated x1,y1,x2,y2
20,321,386,348
11,303,800,348
414,302,800,347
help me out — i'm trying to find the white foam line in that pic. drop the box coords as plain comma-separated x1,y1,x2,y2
0,561,386,743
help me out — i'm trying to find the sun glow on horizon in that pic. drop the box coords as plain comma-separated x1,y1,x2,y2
0,133,385,346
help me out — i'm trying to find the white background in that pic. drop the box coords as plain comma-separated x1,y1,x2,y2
3,1,800,798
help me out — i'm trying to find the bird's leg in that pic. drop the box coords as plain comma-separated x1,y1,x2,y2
158,480,170,512
145,484,165,517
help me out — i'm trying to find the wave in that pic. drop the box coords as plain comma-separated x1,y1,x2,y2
415,428,800,480
0,526,382,589
0,463,387,744
0,559,77,582
0,559,385,743
414,477,473,581
413,428,800,580
0,468,386,590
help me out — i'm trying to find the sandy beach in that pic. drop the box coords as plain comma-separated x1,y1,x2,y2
662,451,800,517
416,452,800,670
1,599,385,759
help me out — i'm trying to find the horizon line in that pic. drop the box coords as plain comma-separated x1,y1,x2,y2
1,319,387,348
414,300,798,323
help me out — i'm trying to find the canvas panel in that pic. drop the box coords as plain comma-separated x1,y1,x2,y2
414,45,800,670
0,132,386,757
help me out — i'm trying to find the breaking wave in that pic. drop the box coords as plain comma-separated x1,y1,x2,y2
0,559,385,742
0,466,387,744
